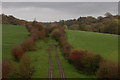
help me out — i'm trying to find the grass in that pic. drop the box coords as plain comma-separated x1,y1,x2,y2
66,30,118,63
2,24,28,59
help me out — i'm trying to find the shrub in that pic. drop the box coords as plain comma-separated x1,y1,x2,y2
2,60,12,78
30,28,40,40
11,45,25,60
58,36,67,47
68,50,87,68
21,37,36,51
31,21,44,31
30,28,46,40
58,36,72,57
61,43,72,57
44,26,53,37
69,50,103,74
96,60,119,78
19,55,35,78
25,22,33,32
50,28,65,40
50,29,61,40
69,50,86,61
37,29,46,39
81,52,103,74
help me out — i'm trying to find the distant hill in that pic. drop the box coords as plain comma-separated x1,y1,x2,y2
0,14,28,26
1,13,120,35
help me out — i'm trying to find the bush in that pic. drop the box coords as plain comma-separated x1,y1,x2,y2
30,28,46,40
30,28,40,41
11,45,25,60
2,60,12,78
58,37,67,47
25,22,33,32
50,28,65,40
31,21,44,31
19,55,35,78
21,37,36,51
81,52,103,74
96,60,119,78
44,26,53,37
58,36,72,57
37,29,46,39
68,50,87,68
69,50,103,74
61,43,72,57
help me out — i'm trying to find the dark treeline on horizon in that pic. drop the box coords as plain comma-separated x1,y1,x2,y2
0,12,120,35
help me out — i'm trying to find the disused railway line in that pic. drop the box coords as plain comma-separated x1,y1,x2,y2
48,44,66,80
47,47,53,80
54,45,66,80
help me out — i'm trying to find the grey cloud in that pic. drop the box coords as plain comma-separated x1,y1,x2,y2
2,2,118,22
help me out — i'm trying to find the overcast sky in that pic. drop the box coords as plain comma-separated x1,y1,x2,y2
2,2,118,22
2,0,119,2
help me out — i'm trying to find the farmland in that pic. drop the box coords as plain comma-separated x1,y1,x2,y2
66,30,118,63
3,24,28,59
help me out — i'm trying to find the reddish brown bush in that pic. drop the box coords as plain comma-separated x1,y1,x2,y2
68,50,103,74
68,49,87,67
31,21,44,31
61,43,72,57
30,28,40,40
44,26,53,37
2,60,12,78
96,60,119,78
37,29,46,39
81,52,103,74
51,29,61,40
30,27,46,40
21,37,36,51
11,45,25,60
51,28,65,40
25,22,33,32
69,50,86,61
58,37,67,47
57,36,72,57
19,55,34,78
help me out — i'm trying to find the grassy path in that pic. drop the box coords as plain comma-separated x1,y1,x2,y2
54,45,66,79
47,44,66,79
47,46,54,79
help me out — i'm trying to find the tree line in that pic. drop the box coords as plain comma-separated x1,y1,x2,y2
44,12,120,35
1,12,119,35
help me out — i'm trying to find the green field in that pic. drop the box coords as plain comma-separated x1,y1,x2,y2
66,30,118,63
3,24,118,78
3,24,28,59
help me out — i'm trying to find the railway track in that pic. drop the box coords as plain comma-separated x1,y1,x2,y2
54,45,66,80
47,47,53,80
47,44,66,80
